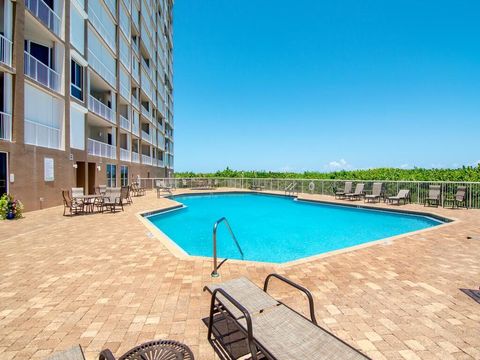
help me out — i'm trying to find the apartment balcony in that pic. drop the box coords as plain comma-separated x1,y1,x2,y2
88,49,116,88
87,138,116,159
24,118,61,150
24,51,61,93
132,120,139,136
141,106,151,122
141,130,152,144
0,35,13,68
157,159,164,167
119,81,130,101
120,148,131,162
131,151,140,163
88,6,115,51
88,94,115,124
25,0,61,37
132,95,139,110
103,0,116,19
119,115,131,131
0,112,12,141
141,154,152,165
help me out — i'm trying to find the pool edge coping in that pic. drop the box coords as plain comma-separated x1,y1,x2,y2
136,190,459,267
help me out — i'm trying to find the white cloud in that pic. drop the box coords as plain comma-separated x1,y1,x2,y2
399,164,410,169
325,159,352,171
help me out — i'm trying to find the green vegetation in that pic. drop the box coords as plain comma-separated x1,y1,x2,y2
176,165,480,182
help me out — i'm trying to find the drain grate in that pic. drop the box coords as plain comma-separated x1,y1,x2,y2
460,288,480,304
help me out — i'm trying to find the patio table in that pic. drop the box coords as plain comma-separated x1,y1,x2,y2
73,194,104,213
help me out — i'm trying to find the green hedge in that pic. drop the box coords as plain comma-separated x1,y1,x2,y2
175,165,480,182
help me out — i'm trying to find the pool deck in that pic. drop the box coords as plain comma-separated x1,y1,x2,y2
0,188,479,359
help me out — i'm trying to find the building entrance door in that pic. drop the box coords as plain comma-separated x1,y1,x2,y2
87,162,96,194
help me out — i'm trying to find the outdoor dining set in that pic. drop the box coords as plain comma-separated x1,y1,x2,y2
61,183,146,216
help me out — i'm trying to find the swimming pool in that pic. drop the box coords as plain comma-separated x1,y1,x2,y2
145,193,443,263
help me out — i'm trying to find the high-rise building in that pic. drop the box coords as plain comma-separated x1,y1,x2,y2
0,0,174,211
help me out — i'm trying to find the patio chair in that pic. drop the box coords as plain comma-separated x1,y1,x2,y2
95,185,107,196
204,274,368,360
71,187,84,198
46,340,194,360
424,185,441,207
121,186,132,205
61,190,84,216
364,182,384,203
345,183,365,200
387,189,410,205
445,186,467,209
103,187,124,212
334,181,352,199
131,182,146,196
156,180,173,198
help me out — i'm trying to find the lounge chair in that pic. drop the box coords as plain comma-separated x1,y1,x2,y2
424,185,441,207
204,274,368,360
345,183,365,200
61,190,84,216
131,182,146,196
156,180,173,198
445,186,467,209
364,182,384,203
103,187,123,212
334,181,352,199
46,340,193,360
387,189,410,205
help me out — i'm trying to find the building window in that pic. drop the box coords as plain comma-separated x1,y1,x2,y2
120,165,129,186
106,164,116,187
71,60,83,100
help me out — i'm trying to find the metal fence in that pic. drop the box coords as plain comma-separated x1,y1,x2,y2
138,177,480,209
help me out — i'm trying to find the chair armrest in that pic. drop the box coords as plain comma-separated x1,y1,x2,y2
204,286,258,359
99,349,116,360
263,273,317,324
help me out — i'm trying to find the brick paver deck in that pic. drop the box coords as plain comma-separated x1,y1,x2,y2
0,189,479,359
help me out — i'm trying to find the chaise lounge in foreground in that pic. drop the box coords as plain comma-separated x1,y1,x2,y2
204,274,368,360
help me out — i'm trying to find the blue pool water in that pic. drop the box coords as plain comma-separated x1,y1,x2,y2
146,193,442,263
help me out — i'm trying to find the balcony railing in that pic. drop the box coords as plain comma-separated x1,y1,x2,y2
132,95,139,109
120,148,131,161
141,154,152,165
88,6,116,51
131,151,140,163
24,51,60,93
88,49,116,88
88,94,115,124
24,119,61,149
87,138,116,159
0,112,12,141
157,159,164,167
0,34,13,68
25,0,61,37
119,115,131,131
141,130,152,143
132,120,139,136
141,106,151,121
119,81,130,101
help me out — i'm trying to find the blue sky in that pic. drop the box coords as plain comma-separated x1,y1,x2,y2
173,1,480,172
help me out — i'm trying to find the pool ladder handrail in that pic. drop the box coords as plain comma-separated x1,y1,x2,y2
211,217,244,277
285,182,298,196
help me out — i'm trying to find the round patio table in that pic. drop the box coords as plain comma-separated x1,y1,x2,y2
100,340,194,360
72,194,103,213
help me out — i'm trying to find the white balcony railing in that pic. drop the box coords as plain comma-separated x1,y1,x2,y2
24,51,61,93
141,106,151,121
0,112,12,141
88,5,116,51
120,148,131,161
87,138,116,159
24,119,61,149
131,152,140,163
119,115,131,131
25,0,61,37
119,81,130,100
132,120,139,136
88,49,116,88
141,154,152,165
141,130,152,143
132,95,139,109
0,34,13,68
88,94,115,124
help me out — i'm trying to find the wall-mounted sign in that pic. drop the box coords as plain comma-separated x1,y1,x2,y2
44,158,54,181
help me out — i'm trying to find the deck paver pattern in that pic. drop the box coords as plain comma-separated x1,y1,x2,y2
0,189,479,359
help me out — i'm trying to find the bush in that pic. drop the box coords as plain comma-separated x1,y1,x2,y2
0,194,24,220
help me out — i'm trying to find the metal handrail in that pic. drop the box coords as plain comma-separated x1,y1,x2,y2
285,182,297,195
212,217,244,277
